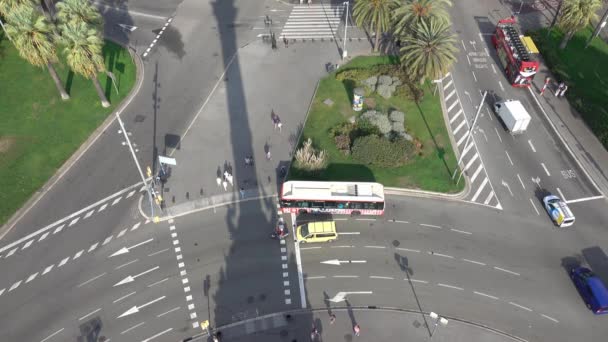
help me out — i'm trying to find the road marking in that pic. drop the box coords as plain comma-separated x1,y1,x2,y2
474,291,499,300
300,246,322,250
114,266,160,286
173,240,179,245
541,163,551,176
113,291,136,303
491,64,497,74
121,322,145,335
505,150,513,166
180,270,187,276
463,258,486,266
494,127,503,143
58,257,69,267
541,314,559,323
419,223,442,229
178,262,185,268
84,210,94,219
175,247,181,253
22,240,34,250
509,301,532,311
355,218,376,221
565,195,604,204
131,222,141,231
517,174,526,189
330,245,355,248
118,296,166,318
115,259,138,270
396,247,420,253
292,214,307,309
147,278,169,288
40,328,64,342
429,252,454,259
38,232,50,242
181,278,189,284
78,308,101,321
409,279,428,284
9,280,22,291
556,187,566,201
117,229,127,238
110,238,154,257
77,273,106,288
102,236,113,245
126,190,136,198
148,248,169,256
338,232,361,235
73,250,84,259
364,245,386,249
333,275,359,278
450,228,472,235
498,80,505,91
6,247,17,257
464,152,479,172
494,266,520,276
112,197,122,206
393,220,409,224
471,177,490,202
453,120,467,135
98,203,108,212
141,328,173,342
26,272,39,283
457,131,470,147
0,288,5,295
68,217,80,227
186,295,192,301
449,108,463,124
370,276,393,280
529,198,540,215
53,224,64,234
528,139,536,152
437,283,464,290
42,265,54,275
157,307,181,318
447,100,459,113
305,276,326,280
483,191,495,205
88,242,99,253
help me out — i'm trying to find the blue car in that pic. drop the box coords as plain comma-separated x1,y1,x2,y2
570,267,608,315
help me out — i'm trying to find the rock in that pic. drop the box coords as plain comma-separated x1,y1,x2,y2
389,110,405,123
323,98,334,106
348,116,357,124
392,121,405,132
376,84,394,99
363,76,378,91
392,79,403,87
354,87,365,96
378,75,393,86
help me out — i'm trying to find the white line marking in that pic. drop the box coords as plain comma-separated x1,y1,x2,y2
178,262,184,268
58,257,69,267
457,130,470,146
40,328,64,342
0,288,5,296
396,247,420,253
148,248,169,257
494,127,503,143
462,258,486,266
355,218,376,221
529,198,540,215
494,266,520,276
26,272,39,283
113,291,136,303
370,276,393,280
505,150,513,166
491,64,497,74
565,195,605,204
420,223,442,229
528,139,536,152
299,246,322,250
429,252,454,259
5,247,17,257
117,229,127,238
393,220,410,224
450,228,472,235
333,275,359,278
437,283,464,290
483,190,495,205
471,177,490,202
305,276,326,280
98,203,108,212
292,214,306,309
52,224,65,235
330,245,355,248
84,210,94,219
471,70,477,82
470,163,484,183
443,79,453,90
557,187,566,201
498,81,505,91
474,291,499,300
181,278,189,284
409,279,428,284
509,301,532,311
141,328,173,342
464,152,479,171
541,314,559,323
68,217,79,226
88,242,99,253
78,308,101,321
73,250,84,259
121,322,145,335
449,109,463,124
22,240,33,250
115,259,138,270
131,222,141,231
77,273,106,288
157,306,181,317
364,245,386,249
186,295,192,301
338,232,361,235
9,280,22,291
42,265,54,275
38,232,50,242
541,163,551,176
517,174,526,189
126,190,136,198
103,236,113,245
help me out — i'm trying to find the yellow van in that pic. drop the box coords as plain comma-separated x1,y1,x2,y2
296,221,337,243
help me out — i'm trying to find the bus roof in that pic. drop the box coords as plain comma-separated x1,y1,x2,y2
281,181,384,202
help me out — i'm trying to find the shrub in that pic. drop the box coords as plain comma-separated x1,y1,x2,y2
334,134,351,154
329,122,355,137
351,118,381,140
360,110,392,135
351,135,413,167
295,138,328,172
335,64,402,82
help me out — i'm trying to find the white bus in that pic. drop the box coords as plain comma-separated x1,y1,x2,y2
279,181,385,216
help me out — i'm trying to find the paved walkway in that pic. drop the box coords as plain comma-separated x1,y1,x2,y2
196,308,526,342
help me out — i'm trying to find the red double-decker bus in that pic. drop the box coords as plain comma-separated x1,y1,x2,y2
279,181,385,216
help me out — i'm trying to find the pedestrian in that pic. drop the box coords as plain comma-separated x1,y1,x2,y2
354,324,360,336
226,174,233,186
277,121,283,132
329,314,336,324
266,150,272,160
239,187,245,198
216,177,222,187
555,82,564,97
248,155,254,166
280,166,286,177
224,170,229,179
308,0,312,5
222,179,228,191
283,36,288,48
244,157,250,166
559,84,568,97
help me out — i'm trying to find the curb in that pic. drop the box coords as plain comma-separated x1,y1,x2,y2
0,39,145,240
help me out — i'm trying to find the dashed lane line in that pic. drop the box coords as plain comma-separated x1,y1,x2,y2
509,301,532,312
68,217,80,227
148,278,169,288
103,236,113,245
38,232,49,242
115,259,138,270
0,288,4,296
73,250,84,260
541,163,551,177
121,322,145,335
450,228,472,235
22,240,34,250
84,210,94,219
305,276,326,280
529,198,540,215
88,242,99,253
25,272,39,283
494,266,520,276
111,197,121,206
9,280,22,292
541,314,559,323
370,276,393,280
131,222,141,231
98,204,108,212
364,245,386,249
40,328,64,342
42,265,54,275
437,283,464,291
126,190,136,198
157,307,181,318
419,223,442,229
5,247,17,258
429,252,454,259
408,279,429,284
113,291,136,304
141,328,173,342
78,308,102,321
462,258,486,266
395,247,420,253
58,257,69,267
474,291,499,300
77,273,106,288
53,224,64,234
148,248,169,257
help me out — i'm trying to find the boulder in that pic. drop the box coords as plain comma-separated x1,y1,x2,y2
363,76,378,91
378,75,393,86
377,84,394,99
392,121,405,132
389,110,405,123
348,115,357,124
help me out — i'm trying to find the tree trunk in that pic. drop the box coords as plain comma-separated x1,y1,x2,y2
374,25,380,52
559,30,573,49
47,62,70,100
92,76,111,107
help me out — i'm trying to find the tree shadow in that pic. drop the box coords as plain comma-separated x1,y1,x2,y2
65,70,75,95
342,79,356,104
414,102,454,178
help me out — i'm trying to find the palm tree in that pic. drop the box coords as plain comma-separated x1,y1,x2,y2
557,0,601,49
399,16,457,83
55,0,102,28
0,0,35,16
59,20,109,107
353,0,399,52
392,0,451,36
5,3,69,99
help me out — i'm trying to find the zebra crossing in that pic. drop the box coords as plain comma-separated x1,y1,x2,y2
441,74,502,210
279,4,345,40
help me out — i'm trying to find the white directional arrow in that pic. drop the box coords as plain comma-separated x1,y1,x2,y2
109,238,154,257
118,296,165,318
329,291,373,303
114,266,160,286
321,259,367,266
118,23,137,32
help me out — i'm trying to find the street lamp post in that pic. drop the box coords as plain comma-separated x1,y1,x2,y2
342,1,349,60
429,312,449,340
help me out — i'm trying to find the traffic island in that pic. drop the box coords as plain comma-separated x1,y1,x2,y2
289,56,463,193
0,37,137,225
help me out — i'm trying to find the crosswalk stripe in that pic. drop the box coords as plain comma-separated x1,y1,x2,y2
457,131,470,147
452,120,466,135
463,153,479,172
470,163,484,183
484,190,495,205
471,177,490,202
449,108,463,124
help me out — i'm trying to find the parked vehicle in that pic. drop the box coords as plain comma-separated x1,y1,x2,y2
296,221,337,243
570,266,608,315
494,100,531,134
543,195,575,227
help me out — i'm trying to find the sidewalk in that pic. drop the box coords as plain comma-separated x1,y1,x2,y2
195,308,526,342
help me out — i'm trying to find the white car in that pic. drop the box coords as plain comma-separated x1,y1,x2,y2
543,195,575,227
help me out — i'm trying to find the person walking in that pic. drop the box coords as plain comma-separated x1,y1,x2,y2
353,324,360,336
283,36,288,48
226,174,233,186
216,177,222,187
266,150,272,161
277,120,283,132
555,82,564,97
559,84,568,97
239,187,245,198
222,179,228,191
329,314,336,324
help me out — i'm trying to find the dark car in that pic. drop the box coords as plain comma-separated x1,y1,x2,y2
570,267,608,315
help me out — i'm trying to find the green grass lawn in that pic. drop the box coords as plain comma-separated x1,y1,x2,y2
290,56,463,193
0,33,137,225
529,27,608,148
